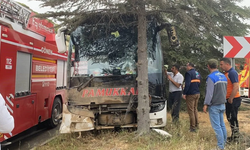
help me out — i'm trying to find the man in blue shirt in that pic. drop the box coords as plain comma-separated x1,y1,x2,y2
203,59,227,150
220,58,242,143
183,62,201,132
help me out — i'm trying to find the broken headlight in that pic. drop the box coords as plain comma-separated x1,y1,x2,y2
150,101,165,113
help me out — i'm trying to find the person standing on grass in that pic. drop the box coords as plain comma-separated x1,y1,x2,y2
182,62,201,132
220,58,242,143
165,64,184,123
203,59,227,150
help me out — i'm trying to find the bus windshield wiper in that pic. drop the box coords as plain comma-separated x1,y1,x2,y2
77,75,94,92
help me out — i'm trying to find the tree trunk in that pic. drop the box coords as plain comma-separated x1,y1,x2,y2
137,1,150,134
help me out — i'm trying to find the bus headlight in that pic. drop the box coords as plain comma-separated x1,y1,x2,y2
150,101,165,113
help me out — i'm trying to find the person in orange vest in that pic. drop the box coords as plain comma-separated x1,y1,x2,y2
182,62,201,132
220,58,242,143
0,93,14,148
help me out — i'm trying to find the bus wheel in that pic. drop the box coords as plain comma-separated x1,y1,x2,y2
48,97,62,128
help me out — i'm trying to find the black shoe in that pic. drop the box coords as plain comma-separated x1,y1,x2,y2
227,136,239,144
226,137,232,144
189,128,196,133
227,136,232,141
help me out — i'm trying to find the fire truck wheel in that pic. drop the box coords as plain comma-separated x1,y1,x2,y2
48,97,62,128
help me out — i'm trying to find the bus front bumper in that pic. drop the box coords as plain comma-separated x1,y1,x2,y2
59,104,94,133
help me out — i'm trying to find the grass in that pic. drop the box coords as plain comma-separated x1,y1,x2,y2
36,104,250,150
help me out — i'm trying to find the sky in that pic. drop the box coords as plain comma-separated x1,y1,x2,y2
15,0,250,13
14,0,250,29
15,0,50,13
237,0,250,7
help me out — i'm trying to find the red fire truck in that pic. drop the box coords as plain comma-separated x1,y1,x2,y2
0,0,67,143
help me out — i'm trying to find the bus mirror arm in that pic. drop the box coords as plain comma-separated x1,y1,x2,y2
58,26,67,33
157,23,171,32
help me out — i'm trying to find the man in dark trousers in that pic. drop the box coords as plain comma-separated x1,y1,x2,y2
203,59,227,150
220,58,242,143
166,64,184,123
183,62,201,132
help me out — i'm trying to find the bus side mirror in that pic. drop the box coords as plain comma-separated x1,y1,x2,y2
157,23,180,47
166,25,180,47
55,27,67,53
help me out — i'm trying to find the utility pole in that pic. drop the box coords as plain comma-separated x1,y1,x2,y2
230,58,235,69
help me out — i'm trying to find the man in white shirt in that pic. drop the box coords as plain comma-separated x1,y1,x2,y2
165,64,184,123
0,93,14,149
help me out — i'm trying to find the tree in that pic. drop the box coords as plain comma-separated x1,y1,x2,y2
136,1,150,134
36,0,250,134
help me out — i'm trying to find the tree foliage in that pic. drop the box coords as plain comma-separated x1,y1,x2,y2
36,0,250,59
160,0,250,101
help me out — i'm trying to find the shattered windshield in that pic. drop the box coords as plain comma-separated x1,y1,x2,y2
70,20,161,76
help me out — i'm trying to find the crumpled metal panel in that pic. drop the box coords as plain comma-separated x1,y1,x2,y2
59,104,94,133
98,113,135,125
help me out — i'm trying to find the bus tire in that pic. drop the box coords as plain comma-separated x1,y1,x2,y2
48,97,62,128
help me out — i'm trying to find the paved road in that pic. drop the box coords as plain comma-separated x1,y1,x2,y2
242,98,250,105
2,125,60,150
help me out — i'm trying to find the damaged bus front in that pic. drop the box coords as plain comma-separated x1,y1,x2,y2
59,18,168,133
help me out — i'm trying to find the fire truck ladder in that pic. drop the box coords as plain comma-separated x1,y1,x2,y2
0,0,31,28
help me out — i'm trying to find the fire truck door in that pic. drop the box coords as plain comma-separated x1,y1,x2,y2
0,45,36,135
13,52,36,133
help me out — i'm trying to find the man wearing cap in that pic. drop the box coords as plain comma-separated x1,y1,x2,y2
203,59,227,150
183,62,201,132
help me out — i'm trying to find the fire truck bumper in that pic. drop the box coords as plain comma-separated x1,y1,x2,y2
59,104,94,133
